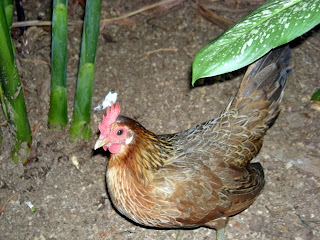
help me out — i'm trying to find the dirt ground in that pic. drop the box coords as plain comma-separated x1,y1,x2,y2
0,1,319,239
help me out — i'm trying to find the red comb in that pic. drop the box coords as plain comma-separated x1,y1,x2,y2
98,103,121,137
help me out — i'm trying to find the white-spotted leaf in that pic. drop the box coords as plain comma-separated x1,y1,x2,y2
192,0,320,84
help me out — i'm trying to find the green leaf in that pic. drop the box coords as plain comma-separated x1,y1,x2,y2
192,0,320,84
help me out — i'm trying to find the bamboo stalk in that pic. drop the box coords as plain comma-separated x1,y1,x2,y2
48,0,68,129
70,0,102,141
0,2,32,162
2,0,13,27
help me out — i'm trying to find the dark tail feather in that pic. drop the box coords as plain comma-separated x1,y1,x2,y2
240,46,292,100
231,46,292,129
218,46,292,168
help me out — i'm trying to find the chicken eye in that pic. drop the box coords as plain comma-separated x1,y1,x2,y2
117,129,123,135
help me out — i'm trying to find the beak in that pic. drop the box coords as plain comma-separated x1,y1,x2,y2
94,137,109,150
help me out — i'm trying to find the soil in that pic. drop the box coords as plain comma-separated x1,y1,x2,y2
0,1,319,240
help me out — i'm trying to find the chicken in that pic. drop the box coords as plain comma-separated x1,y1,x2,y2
94,46,292,240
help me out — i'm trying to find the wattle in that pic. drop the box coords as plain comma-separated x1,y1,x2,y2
109,143,121,154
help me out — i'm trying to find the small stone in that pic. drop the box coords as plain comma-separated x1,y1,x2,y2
285,162,293,169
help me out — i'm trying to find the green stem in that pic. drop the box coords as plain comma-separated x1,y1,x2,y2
0,2,32,162
0,80,9,121
48,0,68,129
216,228,225,240
70,0,102,141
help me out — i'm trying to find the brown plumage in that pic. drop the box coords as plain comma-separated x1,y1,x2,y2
95,46,292,239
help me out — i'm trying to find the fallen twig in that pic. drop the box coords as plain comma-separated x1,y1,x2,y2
0,192,20,215
19,58,50,66
295,213,315,230
12,0,182,28
196,3,235,30
137,47,178,58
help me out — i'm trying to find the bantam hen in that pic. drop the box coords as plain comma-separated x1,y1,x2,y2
95,46,292,240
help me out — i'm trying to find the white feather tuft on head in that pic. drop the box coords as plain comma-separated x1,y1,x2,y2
94,91,118,110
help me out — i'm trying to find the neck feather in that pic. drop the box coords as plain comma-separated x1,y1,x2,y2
109,127,173,183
